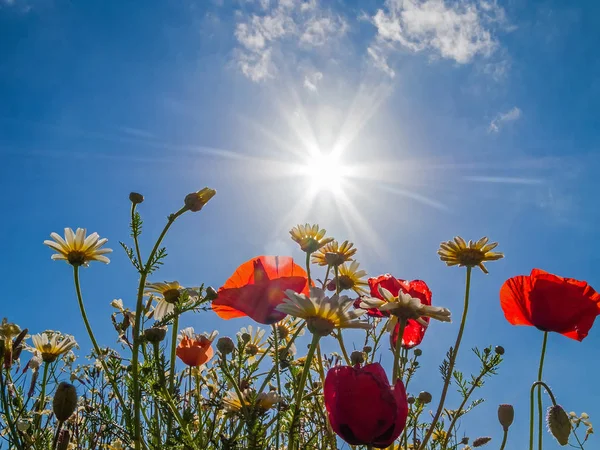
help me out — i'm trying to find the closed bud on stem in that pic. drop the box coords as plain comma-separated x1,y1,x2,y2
53,382,78,422
418,391,432,404
129,192,144,204
362,345,372,354
414,348,422,357
184,187,216,212
494,345,505,355
498,404,514,431
205,286,218,300
217,337,235,355
143,326,167,343
350,351,364,366
547,405,571,446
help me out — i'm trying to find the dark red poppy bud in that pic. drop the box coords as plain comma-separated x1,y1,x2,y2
53,382,77,422
324,362,408,448
498,404,514,431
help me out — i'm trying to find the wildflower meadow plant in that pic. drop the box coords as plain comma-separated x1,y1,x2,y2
0,192,598,449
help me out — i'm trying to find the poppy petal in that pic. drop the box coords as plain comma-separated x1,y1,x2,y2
500,275,535,327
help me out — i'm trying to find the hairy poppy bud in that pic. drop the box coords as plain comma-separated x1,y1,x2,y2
414,348,422,357
53,382,78,422
498,404,514,431
473,436,492,447
184,187,216,212
129,192,144,204
144,326,167,343
418,391,432,404
547,405,571,446
495,346,505,355
217,337,235,355
350,351,364,366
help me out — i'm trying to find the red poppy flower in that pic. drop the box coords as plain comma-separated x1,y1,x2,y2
212,256,309,325
500,268,600,341
356,274,432,349
324,362,408,448
176,336,214,367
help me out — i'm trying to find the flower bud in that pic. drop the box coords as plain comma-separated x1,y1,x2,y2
184,187,216,212
414,348,422,357
495,346,505,355
240,333,251,344
144,326,167,343
407,396,415,404
53,382,78,422
498,404,514,431
350,351,364,366
473,436,492,447
217,337,235,355
547,405,571,446
363,345,372,354
129,192,144,204
418,391,432,404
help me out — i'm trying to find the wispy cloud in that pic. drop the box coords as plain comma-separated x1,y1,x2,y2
303,71,323,92
368,0,507,77
233,0,347,82
488,106,522,133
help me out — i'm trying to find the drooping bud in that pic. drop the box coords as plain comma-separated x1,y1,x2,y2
143,326,167,344
547,405,571,446
498,404,514,431
350,351,364,366
473,436,492,447
217,337,235,355
184,187,216,212
53,382,78,422
129,192,144,204
418,391,432,404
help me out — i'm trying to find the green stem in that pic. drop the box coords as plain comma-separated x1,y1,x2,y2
131,207,186,450
306,252,312,288
272,325,282,450
335,330,352,366
392,319,407,383
131,203,143,269
289,333,321,450
537,332,548,450
34,362,49,430
499,429,508,450
169,316,179,395
420,266,472,450
73,267,131,430
0,369,23,450
530,380,557,450
334,265,340,294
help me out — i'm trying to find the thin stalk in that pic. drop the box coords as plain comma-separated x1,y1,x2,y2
131,203,143,268
73,267,131,428
51,421,64,450
530,379,555,450
306,252,312,288
0,370,23,449
168,316,180,395
420,266,472,450
131,207,186,449
537,332,549,450
499,429,508,450
289,333,321,450
34,362,49,429
335,330,352,365
392,320,407,383
272,325,282,450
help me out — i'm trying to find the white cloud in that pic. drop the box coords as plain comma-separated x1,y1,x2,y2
367,46,396,78
488,106,521,133
234,0,347,82
370,0,506,75
303,71,323,91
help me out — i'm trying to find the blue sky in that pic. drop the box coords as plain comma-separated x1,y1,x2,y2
2,0,600,447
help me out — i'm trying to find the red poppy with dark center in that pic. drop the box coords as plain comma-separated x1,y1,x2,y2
324,362,408,448
500,268,600,341
176,336,214,367
355,274,432,349
212,256,310,325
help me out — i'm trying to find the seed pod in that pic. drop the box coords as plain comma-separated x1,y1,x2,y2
350,351,364,365
547,405,571,446
143,326,167,343
217,337,235,355
498,404,515,431
53,382,78,422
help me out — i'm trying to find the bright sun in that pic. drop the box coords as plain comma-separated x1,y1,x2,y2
301,151,348,195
